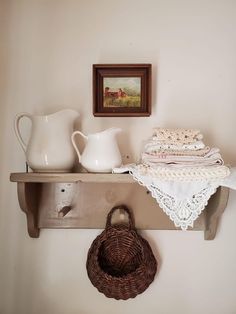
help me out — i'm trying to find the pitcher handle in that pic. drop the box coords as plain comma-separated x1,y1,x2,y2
71,131,88,162
14,112,32,152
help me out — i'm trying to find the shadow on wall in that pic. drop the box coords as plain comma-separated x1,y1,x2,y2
151,63,158,116
140,230,162,276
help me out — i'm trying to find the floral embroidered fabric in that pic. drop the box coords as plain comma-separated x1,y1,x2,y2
152,128,203,145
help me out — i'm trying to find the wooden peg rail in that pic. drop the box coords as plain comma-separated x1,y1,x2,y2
10,172,229,240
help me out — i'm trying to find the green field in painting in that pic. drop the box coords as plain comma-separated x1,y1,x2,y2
104,96,141,107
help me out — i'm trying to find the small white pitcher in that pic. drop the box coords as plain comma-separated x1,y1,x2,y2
71,128,122,173
14,109,79,172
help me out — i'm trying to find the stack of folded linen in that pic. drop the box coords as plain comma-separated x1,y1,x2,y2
140,128,230,180
142,128,224,167
114,128,232,230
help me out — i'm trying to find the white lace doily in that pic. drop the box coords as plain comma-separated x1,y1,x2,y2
129,168,220,230
113,164,234,230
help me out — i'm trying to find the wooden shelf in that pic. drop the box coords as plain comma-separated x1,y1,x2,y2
10,172,229,240
10,172,133,183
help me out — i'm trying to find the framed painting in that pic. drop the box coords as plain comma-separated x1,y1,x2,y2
93,64,151,117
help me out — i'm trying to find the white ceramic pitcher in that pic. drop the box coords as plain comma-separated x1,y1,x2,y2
71,128,122,173
14,109,79,172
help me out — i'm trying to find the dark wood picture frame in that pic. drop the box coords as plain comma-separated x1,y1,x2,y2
93,64,151,117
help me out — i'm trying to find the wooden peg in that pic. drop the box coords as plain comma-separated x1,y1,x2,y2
58,206,72,218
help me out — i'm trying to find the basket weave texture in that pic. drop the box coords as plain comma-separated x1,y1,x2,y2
86,205,157,300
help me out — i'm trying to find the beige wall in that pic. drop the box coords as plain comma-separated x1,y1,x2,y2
1,0,236,313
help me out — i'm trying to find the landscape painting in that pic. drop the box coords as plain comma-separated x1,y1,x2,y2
93,64,151,116
103,77,141,108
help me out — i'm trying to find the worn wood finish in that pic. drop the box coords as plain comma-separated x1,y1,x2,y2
17,182,41,238
204,186,229,240
38,182,203,230
11,173,229,239
10,173,133,183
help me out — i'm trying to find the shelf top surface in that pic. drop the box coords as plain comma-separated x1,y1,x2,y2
10,172,134,183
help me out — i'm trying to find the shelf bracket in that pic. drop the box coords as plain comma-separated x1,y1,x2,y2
17,182,41,238
204,186,229,240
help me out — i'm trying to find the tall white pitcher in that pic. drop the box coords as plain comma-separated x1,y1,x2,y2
71,128,122,173
14,109,79,172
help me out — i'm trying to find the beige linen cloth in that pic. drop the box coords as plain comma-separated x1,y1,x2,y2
142,148,224,167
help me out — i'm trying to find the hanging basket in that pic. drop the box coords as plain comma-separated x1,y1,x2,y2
86,205,157,300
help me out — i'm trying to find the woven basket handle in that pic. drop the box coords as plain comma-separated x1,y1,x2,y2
106,205,135,230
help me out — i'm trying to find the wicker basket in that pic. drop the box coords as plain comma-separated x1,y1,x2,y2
86,205,157,300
